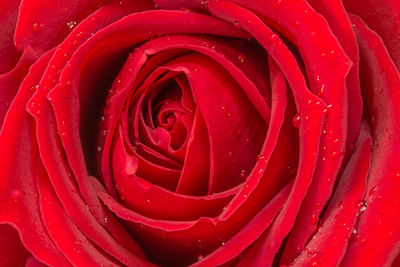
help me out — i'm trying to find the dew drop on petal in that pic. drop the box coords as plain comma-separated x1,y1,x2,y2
10,190,22,201
356,200,367,215
119,0,131,5
310,214,318,225
369,186,377,196
67,21,77,29
32,22,41,32
292,113,301,128
270,33,279,41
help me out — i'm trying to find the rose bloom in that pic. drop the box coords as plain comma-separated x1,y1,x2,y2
1,0,400,266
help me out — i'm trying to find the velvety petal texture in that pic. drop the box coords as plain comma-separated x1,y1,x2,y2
0,0,399,266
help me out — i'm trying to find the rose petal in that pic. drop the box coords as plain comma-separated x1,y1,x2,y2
36,163,118,266
25,256,48,267
0,46,39,128
0,224,30,266
291,121,372,266
343,0,400,70
0,0,21,74
340,15,400,266
191,180,293,267
0,50,70,266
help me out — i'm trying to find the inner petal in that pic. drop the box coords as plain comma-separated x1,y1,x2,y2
161,53,268,194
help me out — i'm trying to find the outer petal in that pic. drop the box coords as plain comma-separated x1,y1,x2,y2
0,0,21,74
15,0,110,54
0,50,70,266
292,122,371,266
0,224,30,266
0,46,38,128
341,15,400,266
343,0,400,71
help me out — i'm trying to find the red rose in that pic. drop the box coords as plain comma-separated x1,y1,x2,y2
1,0,400,266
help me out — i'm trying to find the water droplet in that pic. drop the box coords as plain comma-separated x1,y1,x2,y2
311,260,318,267
235,128,242,137
67,21,77,29
76,31,84,38
351,232,360,242
311,214,318,225
240,169,246,178
65,80,72,87
369,186,377,196
104,217,108,223
10,190,22,201
292,113,301,128
119,0,130,5
295,21,300,27
32,22,41,32
238,55,245,62
356,200,367,215
97,146,102,152
318,84,325,96
197,255,204,261
102,130,107,136
233,20,240,28
274,0,283,7
270,33,279,41
257,154,265,161
228,152,233,157
338,201,343,209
